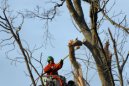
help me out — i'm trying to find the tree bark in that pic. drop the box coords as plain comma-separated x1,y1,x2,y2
68,40,86,86
66,0,115,86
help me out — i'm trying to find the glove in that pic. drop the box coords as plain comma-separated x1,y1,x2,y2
60,59,63,64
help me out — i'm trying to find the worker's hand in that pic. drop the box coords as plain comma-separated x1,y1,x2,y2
60,59,63,64
68,40,74,46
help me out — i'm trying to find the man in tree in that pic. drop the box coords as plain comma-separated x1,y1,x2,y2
44,56,63,75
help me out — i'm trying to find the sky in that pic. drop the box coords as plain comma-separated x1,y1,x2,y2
0,0,129,86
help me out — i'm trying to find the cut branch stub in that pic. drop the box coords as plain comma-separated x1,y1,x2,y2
68,39,83,69
68,39,86,86
68,39,82,47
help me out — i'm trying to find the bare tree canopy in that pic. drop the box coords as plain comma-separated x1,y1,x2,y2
0,0,129,86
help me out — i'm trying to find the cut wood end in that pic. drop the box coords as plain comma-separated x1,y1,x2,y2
68,39,82,47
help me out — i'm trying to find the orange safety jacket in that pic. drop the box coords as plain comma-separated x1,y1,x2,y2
44,61,63,75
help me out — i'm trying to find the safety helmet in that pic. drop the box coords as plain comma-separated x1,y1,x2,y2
47,56,54,62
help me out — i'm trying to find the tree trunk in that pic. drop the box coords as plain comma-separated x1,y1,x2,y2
66,0,115,85
84,43,115,86
68,40,86,86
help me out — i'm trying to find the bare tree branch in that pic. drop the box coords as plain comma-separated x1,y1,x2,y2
102,11,129,34
121,52,129,72
108,28,124,86
25,1,65,20
0,6,37,85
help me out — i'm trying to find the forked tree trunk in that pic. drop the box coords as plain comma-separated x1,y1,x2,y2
66,0,115,86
